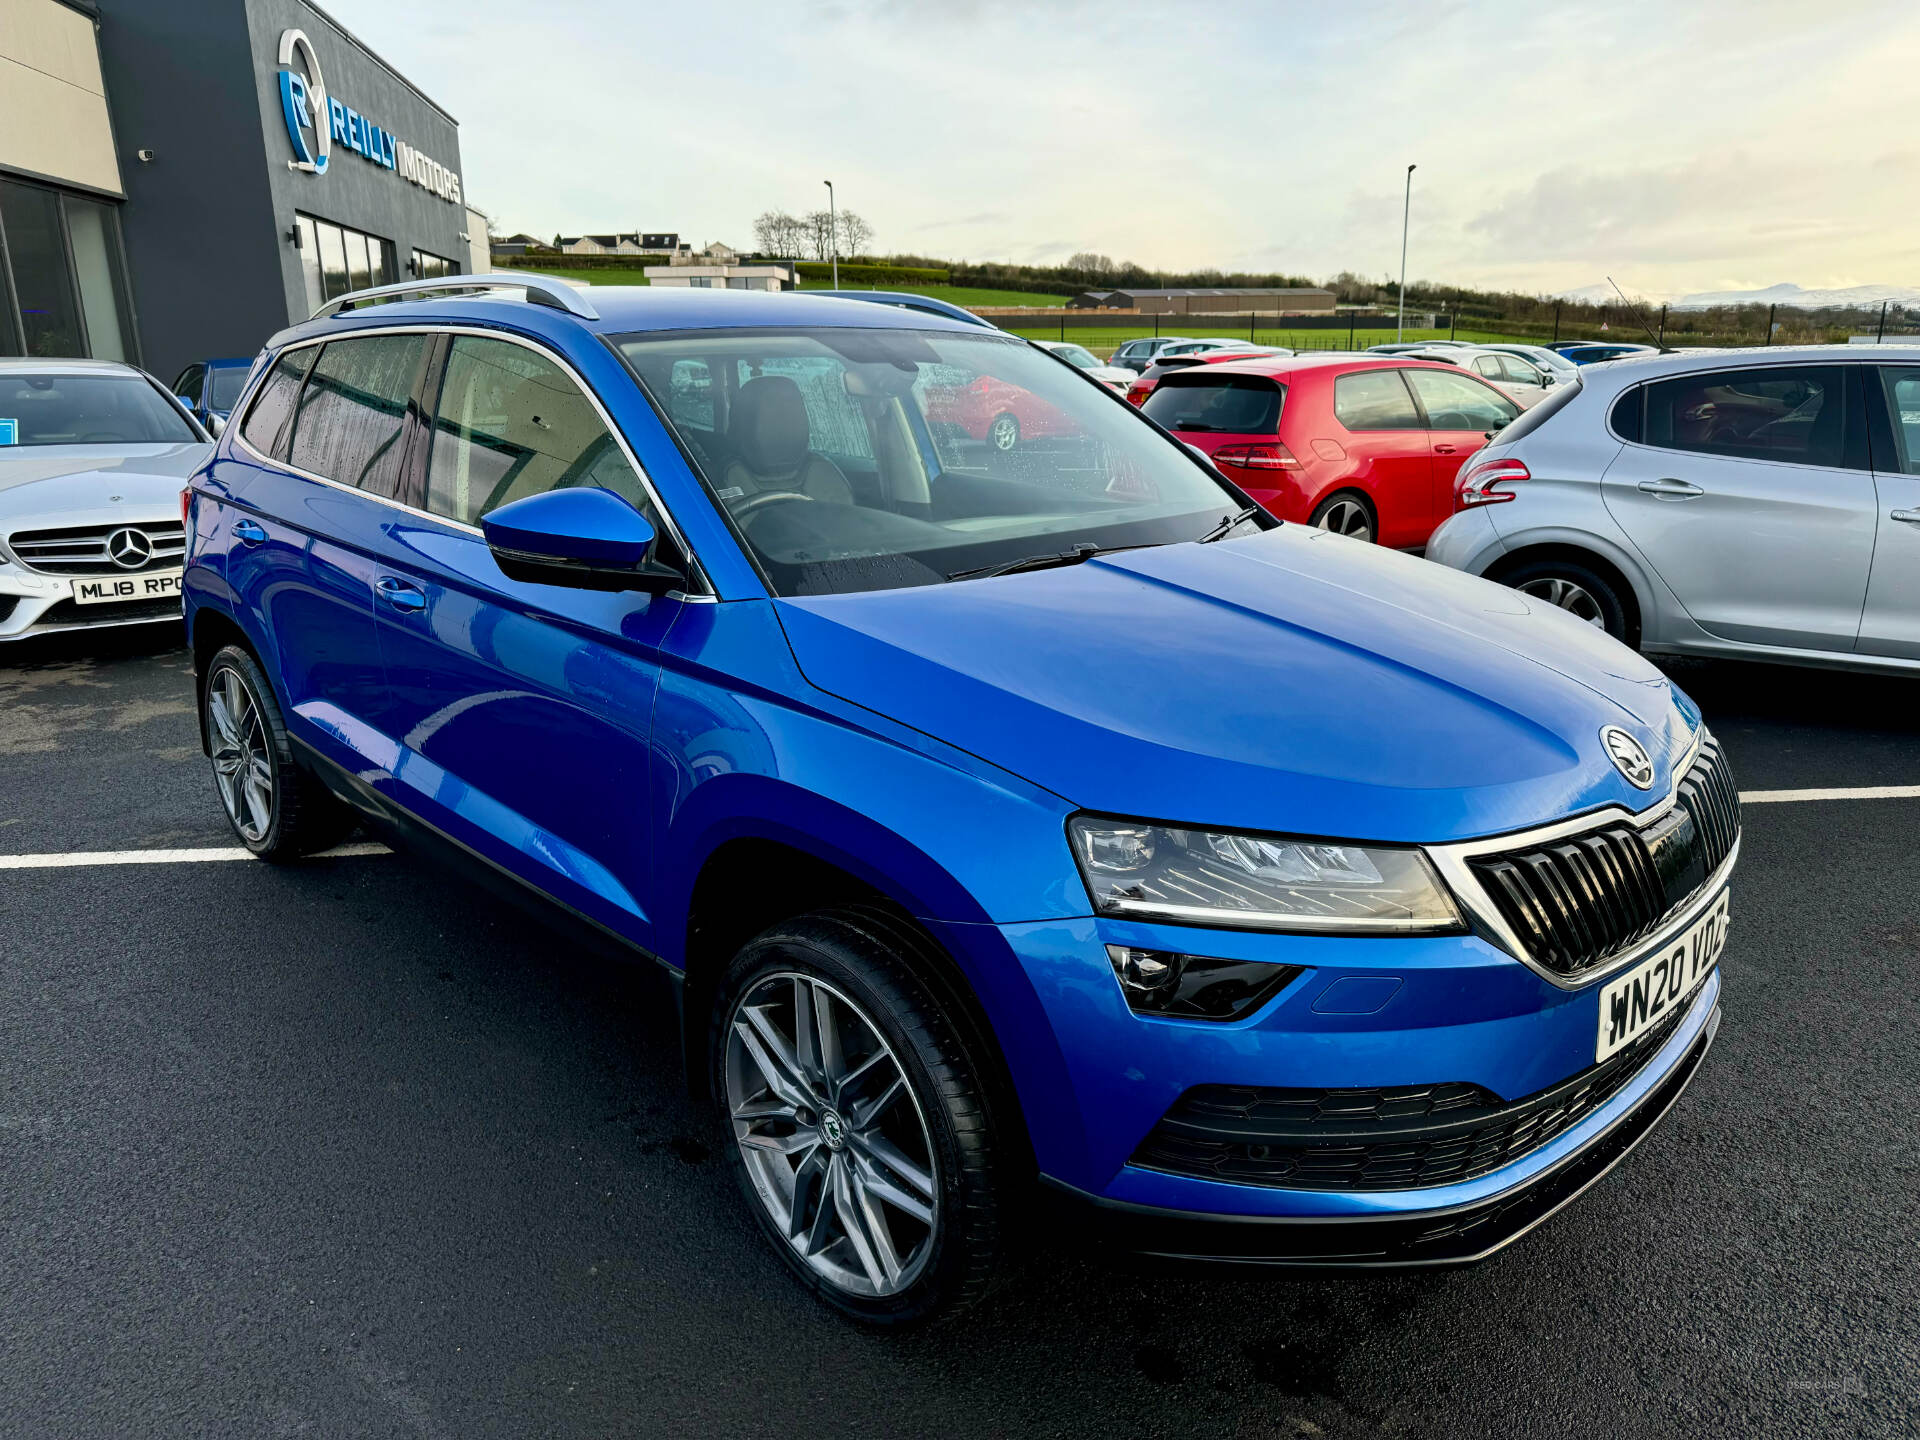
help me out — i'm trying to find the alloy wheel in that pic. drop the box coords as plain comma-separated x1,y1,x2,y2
207,665,274,842
989,414,1019,451
1517,576,1605,626
724,972,938,1298
1315,499,1373,542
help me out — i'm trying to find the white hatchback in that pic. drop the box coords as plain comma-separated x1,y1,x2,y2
0,359,213,643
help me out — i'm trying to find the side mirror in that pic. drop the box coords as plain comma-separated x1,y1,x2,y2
207,414,226,438
481,487,687,594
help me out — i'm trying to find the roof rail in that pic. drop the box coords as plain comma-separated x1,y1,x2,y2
310,273,600,322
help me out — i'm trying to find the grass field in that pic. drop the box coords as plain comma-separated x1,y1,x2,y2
504,266,1072,312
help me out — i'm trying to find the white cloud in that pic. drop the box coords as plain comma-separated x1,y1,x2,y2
323,0,1920,292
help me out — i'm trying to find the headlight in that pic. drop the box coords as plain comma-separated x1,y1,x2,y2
1068,817,1463,934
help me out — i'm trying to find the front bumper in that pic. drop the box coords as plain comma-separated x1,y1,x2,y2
0,567,183,641
1039,987,1719,1267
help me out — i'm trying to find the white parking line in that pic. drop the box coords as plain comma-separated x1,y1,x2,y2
0,842,390,870
1738,785,1920,805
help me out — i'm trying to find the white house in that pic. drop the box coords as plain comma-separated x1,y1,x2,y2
645,263,793,292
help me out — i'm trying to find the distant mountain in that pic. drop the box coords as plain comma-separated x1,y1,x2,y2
1668,282,1920,312
1553,281,1671,306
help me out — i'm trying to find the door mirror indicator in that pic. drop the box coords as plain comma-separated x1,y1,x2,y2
481,487,687,594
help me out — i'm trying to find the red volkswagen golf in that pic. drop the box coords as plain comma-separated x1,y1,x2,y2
1139,355,1520,547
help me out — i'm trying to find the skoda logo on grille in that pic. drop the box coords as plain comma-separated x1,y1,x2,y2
1601,726,1655,790
106,528,153,570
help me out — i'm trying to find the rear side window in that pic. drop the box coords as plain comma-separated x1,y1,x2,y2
239,347,315,460
1610,387,1643,443
1140,374,1284,433
425,335,657,528
1644,365,1847,468
1333,369,1421,430
287,335,428,494
1878,368,1920,474
1404,368,1519,430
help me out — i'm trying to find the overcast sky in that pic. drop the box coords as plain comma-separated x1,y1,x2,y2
320,0,1920,296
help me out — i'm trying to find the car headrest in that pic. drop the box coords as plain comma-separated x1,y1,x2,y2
731,375,811,475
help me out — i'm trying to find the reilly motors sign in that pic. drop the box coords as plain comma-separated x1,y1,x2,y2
277,28,462,204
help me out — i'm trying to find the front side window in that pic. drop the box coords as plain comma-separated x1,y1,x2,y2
425,335,657,529
0,372,198,445
618,325,1250,597
1404,368,1520,430
1878,369,1920,474
1644,365,1846,468
240,347,316,459
1333,368,1422,431
287,335,427,494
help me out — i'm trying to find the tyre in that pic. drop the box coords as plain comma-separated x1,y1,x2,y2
710,910,1003,1324
988,412,1020,452
1309,490,1375,542
202,644,355,860
1502,557,1632,644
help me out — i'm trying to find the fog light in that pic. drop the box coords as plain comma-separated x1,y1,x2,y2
1105,945,1303,1021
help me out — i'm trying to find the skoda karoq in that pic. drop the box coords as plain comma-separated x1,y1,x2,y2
184,277,1736,1323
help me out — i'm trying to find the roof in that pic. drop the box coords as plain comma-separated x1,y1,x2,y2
271,284,1001,350
1181,354,1467,380
0,357,145,376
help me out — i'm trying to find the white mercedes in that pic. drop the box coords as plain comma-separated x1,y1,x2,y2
0,359,214,643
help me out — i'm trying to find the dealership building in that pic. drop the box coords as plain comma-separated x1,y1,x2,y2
0,0,483,383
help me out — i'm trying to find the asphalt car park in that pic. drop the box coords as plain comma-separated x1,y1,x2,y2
2,625,1916,1439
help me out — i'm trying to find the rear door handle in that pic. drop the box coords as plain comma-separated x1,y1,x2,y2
231,519,267,546
1434,444,1458,454
375,576,427,614
1638,478,1705,499
1893,509,1920,526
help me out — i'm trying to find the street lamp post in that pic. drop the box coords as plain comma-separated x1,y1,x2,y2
824,179,838,288
1398,164,1416,343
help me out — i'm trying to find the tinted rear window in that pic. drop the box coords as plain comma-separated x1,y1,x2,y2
239,347,316,459
1140,374,1284,433
1643,365,1848,468
0,373,198,446
287,335,428,495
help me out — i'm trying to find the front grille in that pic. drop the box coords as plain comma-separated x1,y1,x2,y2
1131,1000,1690,1191
1468,734,1739,978
6,520,186,576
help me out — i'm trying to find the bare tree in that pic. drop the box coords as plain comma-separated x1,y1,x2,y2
752,209,810,258
803,209,838,262
836,209,874,259
1068,252,1116,277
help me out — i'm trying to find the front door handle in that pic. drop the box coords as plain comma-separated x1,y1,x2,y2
1638,478,1705,499
231,518,267,546
1434,444,1459,455
375,576,427,614
1892,509,1920,526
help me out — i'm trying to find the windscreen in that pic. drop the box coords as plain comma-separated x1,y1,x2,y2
1140,374,1284,434
618,327,1249,596
0,373,199,446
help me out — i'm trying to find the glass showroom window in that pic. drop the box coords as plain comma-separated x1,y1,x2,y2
295,214,398,312
0,180,135,361
411,249,458,280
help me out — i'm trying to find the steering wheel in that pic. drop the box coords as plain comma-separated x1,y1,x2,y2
733,490,814,517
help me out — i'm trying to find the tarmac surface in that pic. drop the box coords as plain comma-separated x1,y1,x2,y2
2,625,1915,1438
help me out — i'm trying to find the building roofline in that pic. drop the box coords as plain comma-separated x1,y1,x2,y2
297,0,459,128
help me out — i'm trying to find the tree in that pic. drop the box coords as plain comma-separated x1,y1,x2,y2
1068,252,1116,277
803,209,837,261
752,209,809,258
836,209,874,259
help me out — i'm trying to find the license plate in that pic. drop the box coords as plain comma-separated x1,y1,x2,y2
1596,888,1729,1062
71,570,183,606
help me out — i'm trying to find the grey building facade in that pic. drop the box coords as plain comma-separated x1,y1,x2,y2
0,0,469,383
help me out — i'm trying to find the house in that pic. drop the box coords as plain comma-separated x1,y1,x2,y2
645,263,794,293
487,232,547,260
687,240,739,265
1068,286,1338,314
556,232,692,262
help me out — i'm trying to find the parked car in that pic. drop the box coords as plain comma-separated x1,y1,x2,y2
1125,346,1291,405
170,357,254,434
922,369,1080,450
1366,341,1473,356
1110,336,1194,373
1398,347,1554,408
1428,345,1920,672
1556,342,1659,365
185,275,1734,1324
1035,340,1136,394
1471,343,1581,386
1160,337,1276,359
0,359,211,643
1141,354,1520,546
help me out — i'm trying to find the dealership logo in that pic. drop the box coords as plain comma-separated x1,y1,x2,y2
106,528,154,570
1601,726,1655,789
275,28,463,204
277,29,330,175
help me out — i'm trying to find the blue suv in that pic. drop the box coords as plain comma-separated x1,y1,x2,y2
184,276,1737,1323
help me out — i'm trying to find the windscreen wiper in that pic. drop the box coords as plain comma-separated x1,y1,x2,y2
1196,506,1262,543
948,542,1129,582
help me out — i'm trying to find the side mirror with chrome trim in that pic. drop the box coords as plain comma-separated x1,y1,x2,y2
481,487,686,595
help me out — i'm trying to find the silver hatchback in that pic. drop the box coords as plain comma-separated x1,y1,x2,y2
1426,345,1920,674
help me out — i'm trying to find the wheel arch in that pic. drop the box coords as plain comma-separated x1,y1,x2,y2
1485,540,1646,647
188,606,270,756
